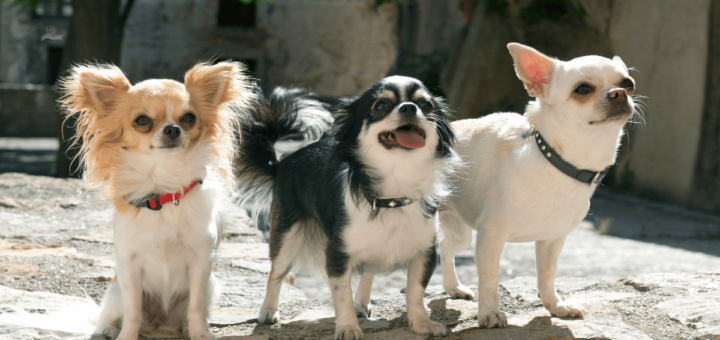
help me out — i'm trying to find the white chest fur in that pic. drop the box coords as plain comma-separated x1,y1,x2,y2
113,179,221,297
449,114,607,243
342,192,437,272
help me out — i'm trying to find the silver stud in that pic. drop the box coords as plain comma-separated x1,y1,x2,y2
536,133,539,137
547,152,551,157
538,139,542,143
542,146,546,150
404,199,411,204
388,201,396,207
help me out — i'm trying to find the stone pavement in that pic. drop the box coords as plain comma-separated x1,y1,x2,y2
0,173,718,339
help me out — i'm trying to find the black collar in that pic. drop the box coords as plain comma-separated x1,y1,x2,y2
370,196,415,213
523,126,610,185
366,195,439,218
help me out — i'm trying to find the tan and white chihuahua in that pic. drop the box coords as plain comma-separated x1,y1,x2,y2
438,43,637,327
60,62,253,339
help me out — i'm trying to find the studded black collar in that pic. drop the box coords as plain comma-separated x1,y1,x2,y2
370,196,415,212
522,125,610,186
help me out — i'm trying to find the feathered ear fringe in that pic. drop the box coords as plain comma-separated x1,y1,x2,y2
184,61,256,192
57,63,131,188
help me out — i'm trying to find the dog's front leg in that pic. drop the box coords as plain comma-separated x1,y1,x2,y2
406,246,446,336
536,236,586,318
115,261,143,340
353,273,374,318
187,254,215,340
475,226,508,328
329,269,363,340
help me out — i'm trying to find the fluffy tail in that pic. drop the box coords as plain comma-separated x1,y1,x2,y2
236,86,333,222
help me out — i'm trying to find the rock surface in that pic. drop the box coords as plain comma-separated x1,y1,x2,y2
0,173,717,340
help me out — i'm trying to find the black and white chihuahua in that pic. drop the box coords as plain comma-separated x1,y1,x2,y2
237,77,459,339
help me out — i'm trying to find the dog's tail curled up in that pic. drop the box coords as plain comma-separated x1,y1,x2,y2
236,86,333,223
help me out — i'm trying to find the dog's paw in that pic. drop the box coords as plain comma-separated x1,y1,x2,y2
547,301,586,318
354,302,373,318
444,284,475,300
96,326,120,339
409,318,447,337
257,307,280,324
103,326,120,339
334,323,363,340
477,310,508,328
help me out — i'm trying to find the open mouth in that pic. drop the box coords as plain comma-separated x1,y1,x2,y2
379,123,426,149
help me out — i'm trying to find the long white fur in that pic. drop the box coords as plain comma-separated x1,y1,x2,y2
438,44,635,328
97,130,226,340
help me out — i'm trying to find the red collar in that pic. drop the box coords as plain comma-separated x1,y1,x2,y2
124,179,202,211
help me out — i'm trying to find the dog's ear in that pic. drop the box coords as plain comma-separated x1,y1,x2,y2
184,61,249,113
60,64,131,115
507,43,556,98
613,56,629,72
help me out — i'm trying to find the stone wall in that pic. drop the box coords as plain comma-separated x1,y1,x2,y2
442,0,716,209
608,0,712,204
0,2,68,85
121,0,399,96
0,84,57,137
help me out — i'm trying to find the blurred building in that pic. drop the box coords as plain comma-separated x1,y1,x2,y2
1,0,720,213
443,0,719,211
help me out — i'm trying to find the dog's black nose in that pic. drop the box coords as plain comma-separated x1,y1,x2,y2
398,103,417,118
608,88,628,103
163,125,181,139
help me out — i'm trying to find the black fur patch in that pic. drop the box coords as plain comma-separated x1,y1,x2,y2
421,240,438,288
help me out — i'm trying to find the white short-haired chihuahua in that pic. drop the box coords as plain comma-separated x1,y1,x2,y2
438,43,637,327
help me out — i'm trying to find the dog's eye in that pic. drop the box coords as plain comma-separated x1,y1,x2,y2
374,102,391,112
181,113,196,123
575,85,592,95
134,115,150,126
418,99,434,111
621,79,634,90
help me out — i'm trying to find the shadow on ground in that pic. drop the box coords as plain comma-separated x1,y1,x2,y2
589,189,720,257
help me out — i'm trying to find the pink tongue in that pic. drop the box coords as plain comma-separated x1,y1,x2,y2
395,130,425,148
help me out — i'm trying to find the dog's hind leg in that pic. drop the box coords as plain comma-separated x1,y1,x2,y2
438,207,475,299
257,218,300,324
536,236,586,318
353,273,374,318
406,244,446,336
